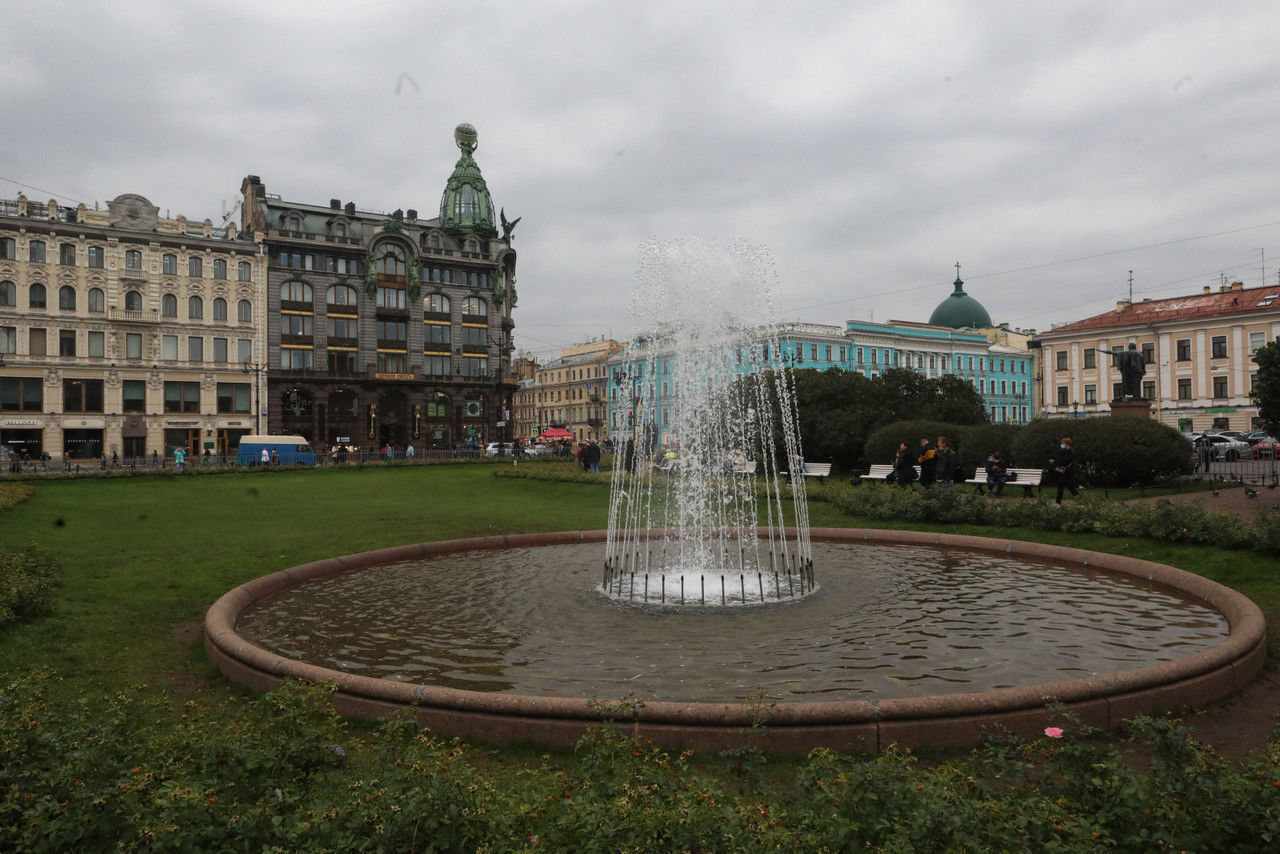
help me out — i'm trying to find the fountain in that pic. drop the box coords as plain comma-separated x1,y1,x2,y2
603,237,812,605
205,237,1266,753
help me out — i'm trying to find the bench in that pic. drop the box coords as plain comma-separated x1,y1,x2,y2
784,461,833,482
860,463,920,483
964,467,1045,497
732,460,758,475
654,458,678,474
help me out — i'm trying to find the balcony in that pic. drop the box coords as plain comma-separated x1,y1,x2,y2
108,308,155,323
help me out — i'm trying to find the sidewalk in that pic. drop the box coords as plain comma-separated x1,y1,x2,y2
1127,483,1280,515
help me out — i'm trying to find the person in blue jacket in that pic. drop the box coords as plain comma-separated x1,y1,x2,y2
1048,437,1079,504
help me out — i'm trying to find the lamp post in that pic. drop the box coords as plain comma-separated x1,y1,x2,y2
1072,400,1079,419
242,362,267,434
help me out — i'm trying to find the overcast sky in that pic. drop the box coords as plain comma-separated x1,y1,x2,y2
4,1,1279,360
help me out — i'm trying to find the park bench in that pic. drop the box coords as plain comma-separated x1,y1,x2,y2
860,463,920,483
963,467,1046,497
654,458,678,475
732,460,758,475
784,461,833,482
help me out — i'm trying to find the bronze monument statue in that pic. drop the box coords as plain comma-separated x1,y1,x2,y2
1112,343,1146,400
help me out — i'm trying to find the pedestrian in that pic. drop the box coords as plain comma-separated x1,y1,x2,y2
917,438,937,489
624,438,636,473
893,441,917,488
152,450,160,467
111,450,119,467
40,450,50,471
575,441,588,471
584,439,602,473
173,447,185,472
1048,437,1080,503
260,447,270,466
984,450,1008,496
270,447,280,466
935,436,957,490
406,443,414,458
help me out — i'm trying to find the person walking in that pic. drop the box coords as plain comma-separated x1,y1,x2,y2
984,450,1008,496
893,441,917,488
584,439,602,473
173,447,185,472
935,436,957,490
1049,437,1080,503
917,438,937,489
260,447,270,466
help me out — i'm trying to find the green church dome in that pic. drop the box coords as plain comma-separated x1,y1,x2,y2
929,271,992,329
440,123,496,237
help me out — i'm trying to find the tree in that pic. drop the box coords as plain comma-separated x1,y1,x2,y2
1251,340,1280,437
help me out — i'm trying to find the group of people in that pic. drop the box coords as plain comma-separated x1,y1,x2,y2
890,435,1080,504
574,439,602,473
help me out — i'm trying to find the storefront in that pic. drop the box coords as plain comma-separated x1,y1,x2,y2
0,421,43,461
62,428,104,460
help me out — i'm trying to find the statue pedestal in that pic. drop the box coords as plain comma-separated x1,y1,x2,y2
1110,398,1151,419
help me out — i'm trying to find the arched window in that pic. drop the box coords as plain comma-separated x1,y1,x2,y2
125,249,142,270
327,284,358,307
58,285,76,311
0,281,15,307
334,222,346,238
424,293,450,314
376,246,406,280
125,290,142,312
188,296,203,319
280,281,312,303
212,297,227,321
462,296,487,317
29,283,46,308
237,299,252,322
88,288,104,313
162,293,178,317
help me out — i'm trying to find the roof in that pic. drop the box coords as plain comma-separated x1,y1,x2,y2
1042,284,1280,336
929,277,993,329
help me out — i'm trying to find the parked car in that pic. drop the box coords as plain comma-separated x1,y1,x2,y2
1197,433,1250,461
1244,430,1275,445
1208,430,1250,442
484,442,515,458
1251,438,1280,459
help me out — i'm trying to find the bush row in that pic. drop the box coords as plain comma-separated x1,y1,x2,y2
0,482,32,513
864,416,1194,486
1,674,1277,851
0,542,59,626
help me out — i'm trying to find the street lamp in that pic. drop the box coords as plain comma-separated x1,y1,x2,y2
242,362,267,434
1072,400,1079,419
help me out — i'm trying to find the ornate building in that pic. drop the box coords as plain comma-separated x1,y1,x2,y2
0,192,265,462
239,124,520,450
531,340,620,442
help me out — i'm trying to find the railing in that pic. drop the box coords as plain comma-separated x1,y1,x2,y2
108,308,153,322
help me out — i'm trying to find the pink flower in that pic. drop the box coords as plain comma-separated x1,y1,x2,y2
1044,727,1064,738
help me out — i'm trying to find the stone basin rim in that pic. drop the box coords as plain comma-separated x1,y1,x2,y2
204,528,1266,750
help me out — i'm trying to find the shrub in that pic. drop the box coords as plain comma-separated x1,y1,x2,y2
0,541,59,626
1010,416,1192,487
863,420,957,470
0,483,32,513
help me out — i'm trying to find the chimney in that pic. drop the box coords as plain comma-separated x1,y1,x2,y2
1231,281,1244,291
392,209,403,221
1203,286,1211,294
407,209,417,220
329,199,341,209
1117,300,1131,311
344,202,355,215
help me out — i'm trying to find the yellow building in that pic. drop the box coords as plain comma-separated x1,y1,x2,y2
1033,281,1275,433
531,339,620,442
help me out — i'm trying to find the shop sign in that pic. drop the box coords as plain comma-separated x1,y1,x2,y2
375,372,414,381
336,436,351,443
167,420,200,427
1204,407,1237,413
2,419,42,427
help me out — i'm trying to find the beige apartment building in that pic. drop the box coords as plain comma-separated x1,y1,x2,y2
1034,281,1275,433
530,339,620,442
0,193,266,462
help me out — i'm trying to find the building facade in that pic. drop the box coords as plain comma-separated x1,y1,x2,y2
239,124,519,451
1033,281,1277,432
530,339,620,442
0,192,265,462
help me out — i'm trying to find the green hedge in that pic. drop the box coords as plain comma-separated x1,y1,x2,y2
0,542,59,626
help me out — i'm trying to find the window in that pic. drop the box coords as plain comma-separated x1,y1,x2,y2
188,257,203,277
280,348,312,370
1213,375,1228,398
1080,348,1094,369
0,237,14,259
280,281,312,303
463,326,487,348
423,323,450,345
122,380,146,413
216,383,251,413
213,259,227,279
58,286,75,311
282,314,313,336
1084,384,1097,404
376,320,406,342
63,378,104,412
238,261,251,281
87,288,104,313
327,316,357,338
87,246,103,268
29,283,46,308
237,300,252,322
1177,378,1192,399
119,290,140,312
212,297,227,321
188,296,203,319
164,381,201,413
1141,342,1155,364
0,377,41,411
424,293,449,314
59,329,76,357
1143,380,1155,399
29,328,45,356
125,249,142,270
328,284,358,307
59,243,76,265
1210,335,1227,359
237,339,252,363
29,240,45,263
376,352,407,373
424,355,450,376
377,246,406,280
88,331,104,358
0,281,15,307
213,337,227,363
462,356,487,377
0,326,14,354
126,332,142,359
376,286,406,310
1250,331,1266,353
188,336,204,362
462,297,487,317
1175,338,1191,361
162,293,177,317
328,350,357,373
1055,350,1068,370
1056,386,1069,406
277,251,312,270
162,335,178,360
160,254,177,275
